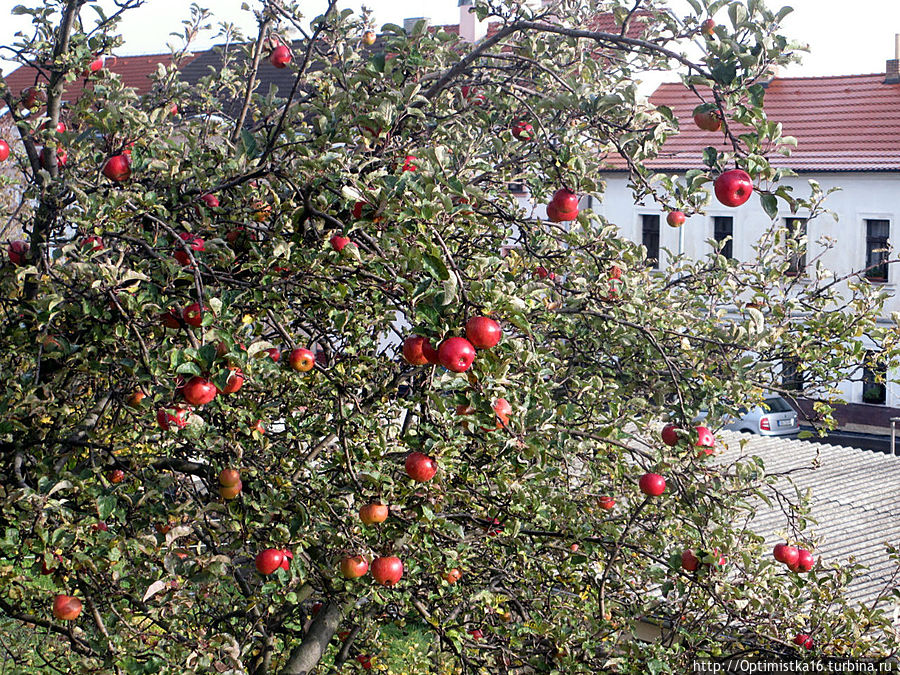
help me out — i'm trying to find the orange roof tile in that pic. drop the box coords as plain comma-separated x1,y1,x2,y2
614,73,900,172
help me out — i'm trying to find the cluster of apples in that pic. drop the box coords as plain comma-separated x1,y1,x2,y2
254,547,294,575
681,547,726,572
773,543,816,573
218,468,242,500
546,188,580,223
402,315,502,374
661,423,716,456
336,503,404,587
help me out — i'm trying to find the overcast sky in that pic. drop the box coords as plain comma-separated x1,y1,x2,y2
1,0,899,81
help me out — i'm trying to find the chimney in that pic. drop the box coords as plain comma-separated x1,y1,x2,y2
403,17,430,34
458,0,487,42
886,34,900,84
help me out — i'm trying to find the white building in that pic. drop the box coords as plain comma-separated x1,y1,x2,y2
596,48,900,422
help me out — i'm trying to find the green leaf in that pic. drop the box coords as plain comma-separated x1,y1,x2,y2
422,253,449,281
97,495,116,521
760,192,778,220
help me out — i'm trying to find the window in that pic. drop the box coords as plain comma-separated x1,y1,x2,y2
862,351,886,404
641,214,660,268
782,357,803,391
785,218,807,276
865,219,890,282
713,216,733,259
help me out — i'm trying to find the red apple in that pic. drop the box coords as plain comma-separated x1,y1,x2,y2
160,309,181,329
182,376,216,406
156,406,190,430
681,549,700,572
218,368,244,394
692,105,722,132
269,44,292,68
356,655,372,670
219,480,242,500
87,57,104,74
182,303,205,327
7,240,29,266
492,398,512,428
793,633,813,649
694,426,715,454
700,18,716,36
773,543,799,566
265,347,281,362
102,154,131,182
598,496,616,510
484,517,503,536
280,549,293,571
250,419,266,435
638,472,666,496
422,338,440,364
363,31,377,46
512,120,533,140
405,451,437,482
714,169,753,208
255,549,284,575
0,140,9,161
126,391,145,408
340,555,369,579
794,548,816,573
661,424,679,446
468,628,484,640
174,233,204,266
534,266,556,280
401,155,418,172
438,337,476,373
80,235,104,251
546,201,563,223
330,234,351,252
200,193,219,208
465,316,502,349
21,87,45,108
219,468,241,487
359,503,389,525
107,469,125,483
52,595,82,621
551,188,579,214
38,146,67,169
91,521,108,532
443,568,462,584
288,348,315,372
666,211,686,228
402,336,431,365
370,556,403,587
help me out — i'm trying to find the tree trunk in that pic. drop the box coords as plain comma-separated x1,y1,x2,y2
279,601,342,675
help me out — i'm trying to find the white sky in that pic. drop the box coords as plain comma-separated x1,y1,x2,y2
1,1,899,81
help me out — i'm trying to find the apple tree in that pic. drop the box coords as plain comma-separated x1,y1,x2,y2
0,0,898,673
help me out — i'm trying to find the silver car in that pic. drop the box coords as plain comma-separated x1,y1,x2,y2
724,395,799,436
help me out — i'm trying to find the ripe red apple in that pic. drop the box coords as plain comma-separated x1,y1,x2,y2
443,568,462,584
38,146,67,169
218,368,244,395
269,44,292,68
87,56,104,73
551,188,579,215
422,339,440,365
512,120,533,140
773,543,799,566
401,155,418,172
793,633,813,649
21,87,45,108
692,104,722,132
546,201,563,223
371,556,403,587
465,316,502,349
793,548,816,573
330,234,351,252
359,503,389,525
598,496,615,510
102,154,131,182
8,240,29,266
638,472,666,496
0,140,9,161
714,169,753,208
340,555,369,579
402,336,431,365
107,469,125,483
534,266,556,280
52,595,82,621
694,426,715,454
363,30,377,45
405,451,437,482
92,521,109,532
700,18,716,36
356,655,372,670
438,337,476,372
200,193,219,208
174,233,204,266
468,628,484,640
681,549,700,572
661,424,679,446
311,601,322,616
280,549,293,570
288,348,315,372
265,347,281,362
484,517,503,536
492,398,512,428
183,376,217,406
156,406,190,430
160,309,181,329
255,549,285,575
666,211,686,228
219,480,242,500
182,303,204,327
250,419,266,435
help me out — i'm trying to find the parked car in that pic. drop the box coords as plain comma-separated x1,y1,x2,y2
724,395,799,436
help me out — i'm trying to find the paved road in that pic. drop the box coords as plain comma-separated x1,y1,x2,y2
798,427,898,455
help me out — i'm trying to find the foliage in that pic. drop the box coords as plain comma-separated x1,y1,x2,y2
0,0,897,673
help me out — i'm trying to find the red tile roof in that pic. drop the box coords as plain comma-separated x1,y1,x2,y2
616,73,900,172
2,53,197,103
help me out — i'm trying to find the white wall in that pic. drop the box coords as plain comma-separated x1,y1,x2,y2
592,171,900,408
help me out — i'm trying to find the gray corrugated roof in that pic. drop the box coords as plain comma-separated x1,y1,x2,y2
717,430,900,610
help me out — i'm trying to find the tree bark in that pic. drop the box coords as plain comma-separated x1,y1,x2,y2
279,600,342,675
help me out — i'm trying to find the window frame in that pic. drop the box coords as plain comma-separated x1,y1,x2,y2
861,350,887,405
712,216,734,259
641,214,660,268
864,219,890,283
